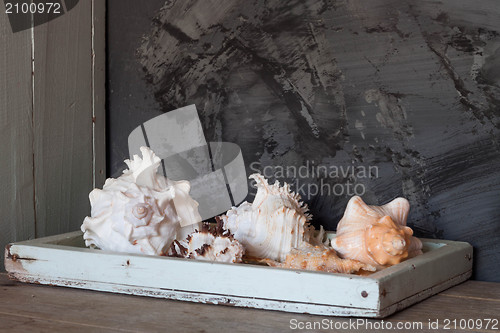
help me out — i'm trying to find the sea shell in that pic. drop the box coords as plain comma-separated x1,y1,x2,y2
81,146,202,255
262,243,376,274
169,219,244,263
221,174,318,262
331,196,423,270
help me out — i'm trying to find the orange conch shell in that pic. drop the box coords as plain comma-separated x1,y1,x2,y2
331,196,423,270
262,243,376,274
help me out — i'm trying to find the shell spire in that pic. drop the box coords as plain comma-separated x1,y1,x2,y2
249,174,311,221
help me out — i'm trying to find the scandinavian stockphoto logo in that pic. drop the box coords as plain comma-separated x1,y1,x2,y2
4,0,79,33
249,161,380,199
128,105,248,224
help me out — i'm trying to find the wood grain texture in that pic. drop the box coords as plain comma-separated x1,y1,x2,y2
440,281,500,301
33,0,94,237
0,11,36,271
0,274,498,333
1,0,105,271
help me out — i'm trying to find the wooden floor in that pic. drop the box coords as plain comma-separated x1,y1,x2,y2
0,274,498,333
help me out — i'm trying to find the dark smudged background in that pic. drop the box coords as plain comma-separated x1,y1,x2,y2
108,0,500,281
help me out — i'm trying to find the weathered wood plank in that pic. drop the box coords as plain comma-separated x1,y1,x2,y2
0,11,36,271
439,280,500,302
1,273,499,333
33,0,94,237
389,293,500,331
0,313,126,333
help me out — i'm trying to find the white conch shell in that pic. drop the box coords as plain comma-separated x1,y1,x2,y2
81,146,202,255
262,242,376,274
221,174,318,262
169,220,244,263
331,196,423,270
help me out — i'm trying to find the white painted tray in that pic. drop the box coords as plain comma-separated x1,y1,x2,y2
4,231,472,318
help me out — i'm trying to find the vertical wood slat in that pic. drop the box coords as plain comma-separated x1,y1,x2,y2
33,0,95,237
1,0,105,270
0,12,36,271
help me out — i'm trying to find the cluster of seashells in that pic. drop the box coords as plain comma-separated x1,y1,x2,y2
81,147,423,274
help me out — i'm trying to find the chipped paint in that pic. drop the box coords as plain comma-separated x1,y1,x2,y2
4,231,473,318
4,244,28,275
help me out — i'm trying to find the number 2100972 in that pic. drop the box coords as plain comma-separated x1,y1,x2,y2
443,318,498,330
5,2,61,14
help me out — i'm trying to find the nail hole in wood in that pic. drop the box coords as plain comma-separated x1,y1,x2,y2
361,291,368,298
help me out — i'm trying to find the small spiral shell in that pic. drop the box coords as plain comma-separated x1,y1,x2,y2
132,203,150,219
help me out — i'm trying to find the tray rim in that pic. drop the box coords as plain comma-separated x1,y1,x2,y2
4,231,473,318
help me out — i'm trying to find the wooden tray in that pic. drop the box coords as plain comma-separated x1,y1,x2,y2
4,231,472,318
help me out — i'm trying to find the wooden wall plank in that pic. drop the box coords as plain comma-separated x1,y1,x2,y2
0,12,36,271
33,0,94,237
1,0,105,271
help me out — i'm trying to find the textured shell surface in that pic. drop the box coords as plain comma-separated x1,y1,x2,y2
331,196,423,270
221,174,315,262
81,146,202,256
169,222,244,263
262,243,376,274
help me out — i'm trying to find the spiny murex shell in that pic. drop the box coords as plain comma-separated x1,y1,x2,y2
221,174,322,262
169,218,244,263
262,243,376,274
81,146,202,255
331,196,423,270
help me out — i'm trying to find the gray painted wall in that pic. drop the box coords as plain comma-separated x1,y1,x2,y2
108,0,500,281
